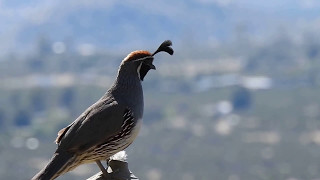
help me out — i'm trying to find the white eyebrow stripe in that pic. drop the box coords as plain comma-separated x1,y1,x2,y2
137,62,142,80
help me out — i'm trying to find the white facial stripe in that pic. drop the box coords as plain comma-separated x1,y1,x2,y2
137,62,142,80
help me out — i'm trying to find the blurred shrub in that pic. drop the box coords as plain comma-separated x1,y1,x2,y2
14,110,31,127
231,87,252,111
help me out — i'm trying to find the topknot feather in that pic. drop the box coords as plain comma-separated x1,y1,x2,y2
123,50,151,62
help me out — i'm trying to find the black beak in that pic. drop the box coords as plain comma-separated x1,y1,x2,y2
148,63,156,70
139,56,156,70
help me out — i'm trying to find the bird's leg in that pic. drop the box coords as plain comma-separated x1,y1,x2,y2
96,160,108,178
106,158,110,167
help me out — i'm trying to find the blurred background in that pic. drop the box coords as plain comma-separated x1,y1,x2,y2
1,0,320,179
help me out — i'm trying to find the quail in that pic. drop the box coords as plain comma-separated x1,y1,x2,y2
31,40,174,180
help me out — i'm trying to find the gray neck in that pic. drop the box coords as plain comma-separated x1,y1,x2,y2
114,64,141,90
108,64,144,117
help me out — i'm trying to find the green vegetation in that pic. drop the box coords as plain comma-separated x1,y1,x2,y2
1,35,320,179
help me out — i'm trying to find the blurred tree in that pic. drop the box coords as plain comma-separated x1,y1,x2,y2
28,57,44,72
245,35,297,74
143,109,163,125
0,109,5,129
303,33,320,60
60,87,75,108
27,36,52,72
37,35,52,57
10,92,22,108
231,87,252,111
30,88,46,112
307,45,319,59
14,110,31,127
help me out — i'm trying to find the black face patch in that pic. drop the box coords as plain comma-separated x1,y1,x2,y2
136,40,174,81
139,63,151,81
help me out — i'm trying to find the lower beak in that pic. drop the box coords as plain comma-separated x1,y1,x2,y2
149,64,156,70
144,61,156,70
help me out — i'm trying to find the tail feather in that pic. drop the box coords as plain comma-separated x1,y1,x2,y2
31,151,74,180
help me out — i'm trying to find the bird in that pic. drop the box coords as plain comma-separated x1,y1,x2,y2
31,40,174,180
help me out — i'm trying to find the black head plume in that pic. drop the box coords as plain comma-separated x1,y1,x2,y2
152,40,174,56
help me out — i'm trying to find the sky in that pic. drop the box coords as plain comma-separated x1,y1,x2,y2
0,0,320,56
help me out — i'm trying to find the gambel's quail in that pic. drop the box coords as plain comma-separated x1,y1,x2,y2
31,40,174,180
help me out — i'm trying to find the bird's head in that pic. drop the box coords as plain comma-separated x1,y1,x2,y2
120,40,174,81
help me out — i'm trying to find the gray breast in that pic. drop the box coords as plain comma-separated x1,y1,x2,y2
84,108,142,161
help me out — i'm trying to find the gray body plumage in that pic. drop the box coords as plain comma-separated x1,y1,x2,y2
58,62,144,151
32,57,144,180
31,40,173,180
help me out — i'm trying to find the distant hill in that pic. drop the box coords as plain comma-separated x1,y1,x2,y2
0,0,320,56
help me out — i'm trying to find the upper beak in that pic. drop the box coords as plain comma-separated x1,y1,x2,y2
148,63,156,70
143,57,156,70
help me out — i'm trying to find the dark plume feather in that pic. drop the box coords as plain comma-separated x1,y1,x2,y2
139,40,174,81
152,40,174,56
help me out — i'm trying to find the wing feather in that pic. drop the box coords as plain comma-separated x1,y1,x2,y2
56,96,127,153
55,122,74,144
